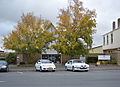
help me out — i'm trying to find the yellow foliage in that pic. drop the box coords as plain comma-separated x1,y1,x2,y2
3,13,55,54
53,0,96,56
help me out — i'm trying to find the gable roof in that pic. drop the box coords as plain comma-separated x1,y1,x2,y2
0,48,4,52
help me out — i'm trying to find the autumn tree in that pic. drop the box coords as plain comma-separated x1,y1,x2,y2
3,13,55,63
52,0,96,57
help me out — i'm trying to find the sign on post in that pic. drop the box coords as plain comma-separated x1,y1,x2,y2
80,56,86,62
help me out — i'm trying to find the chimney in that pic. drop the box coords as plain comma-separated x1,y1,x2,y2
118,18,120,28
113,21,115,30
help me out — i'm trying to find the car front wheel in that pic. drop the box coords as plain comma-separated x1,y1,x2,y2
6,67,9,72
85,70,88,72
40,66,42,72
72,66,75,72
52,70,55,72
35,67,38,71
65,66,68,71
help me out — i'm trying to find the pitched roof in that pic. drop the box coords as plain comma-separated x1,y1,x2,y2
0,48,4,52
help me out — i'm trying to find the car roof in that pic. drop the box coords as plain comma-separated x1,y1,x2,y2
0,60,7,62
0,60,7,64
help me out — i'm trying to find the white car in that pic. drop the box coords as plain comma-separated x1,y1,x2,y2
65,59,89,72
35,59,56,72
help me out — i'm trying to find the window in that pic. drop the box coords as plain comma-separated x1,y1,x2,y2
67,61,72,64
111,33,113,44
103,36,105,45
107,35,109,45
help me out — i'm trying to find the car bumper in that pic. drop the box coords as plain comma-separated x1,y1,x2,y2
41,66,56,71
74,67,89,71
0,68,8,71
42,68,56,71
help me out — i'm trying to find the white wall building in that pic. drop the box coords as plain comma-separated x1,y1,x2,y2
103,18,120,53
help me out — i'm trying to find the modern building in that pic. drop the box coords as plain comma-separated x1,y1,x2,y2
89,18,120,65
102,18,120,65
103,18,120,53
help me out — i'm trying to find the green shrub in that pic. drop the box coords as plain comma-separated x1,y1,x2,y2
99,60,117,64
110,60,117,64
86,56,98,63
5,53,17,64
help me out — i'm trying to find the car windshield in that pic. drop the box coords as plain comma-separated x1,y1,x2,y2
0,61,7,65
41,60,52,63
73,60,83,63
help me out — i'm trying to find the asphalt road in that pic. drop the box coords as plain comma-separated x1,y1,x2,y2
0,70,120,87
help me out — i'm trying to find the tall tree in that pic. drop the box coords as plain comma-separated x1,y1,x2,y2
3,13,55,63
52,0,96,57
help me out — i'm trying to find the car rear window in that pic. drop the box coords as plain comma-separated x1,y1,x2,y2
41,60,52,63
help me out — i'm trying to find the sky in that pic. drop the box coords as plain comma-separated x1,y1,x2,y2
0,0,120,50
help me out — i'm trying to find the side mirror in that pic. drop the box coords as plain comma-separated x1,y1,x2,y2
37,62,41,64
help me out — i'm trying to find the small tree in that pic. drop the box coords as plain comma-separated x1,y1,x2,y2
52,0,96,58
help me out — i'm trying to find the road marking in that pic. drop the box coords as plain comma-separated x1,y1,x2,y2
17,72,23,74
0,81,6,83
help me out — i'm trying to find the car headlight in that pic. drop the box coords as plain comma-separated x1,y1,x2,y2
1,65,7,68
86,65,89,68
42,65,45,66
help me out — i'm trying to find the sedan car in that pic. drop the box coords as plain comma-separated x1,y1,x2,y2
65,59,89,72
0,60,9,72
35,59,56,72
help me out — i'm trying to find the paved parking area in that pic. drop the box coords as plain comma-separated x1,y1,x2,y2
8,64,120,72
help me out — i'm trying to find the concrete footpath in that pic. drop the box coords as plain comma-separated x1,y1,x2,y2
8,64,120,72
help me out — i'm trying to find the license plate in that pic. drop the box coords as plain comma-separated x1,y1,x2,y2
48,67,53,69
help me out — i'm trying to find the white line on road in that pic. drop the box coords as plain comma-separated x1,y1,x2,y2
0,81,6,83
17,72,23,74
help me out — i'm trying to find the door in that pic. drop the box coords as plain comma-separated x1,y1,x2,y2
66,61,72,70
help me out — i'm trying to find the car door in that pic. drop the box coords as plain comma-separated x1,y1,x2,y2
66,61,73,70
69,61,73,70
36,61,41,69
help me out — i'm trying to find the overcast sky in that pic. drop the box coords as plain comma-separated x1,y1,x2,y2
0,0,120,50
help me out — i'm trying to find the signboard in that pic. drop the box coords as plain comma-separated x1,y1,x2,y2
98,55,110,60
80,56,86,62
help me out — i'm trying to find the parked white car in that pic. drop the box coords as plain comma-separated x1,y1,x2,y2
65,59,89,72
35,59,56,72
